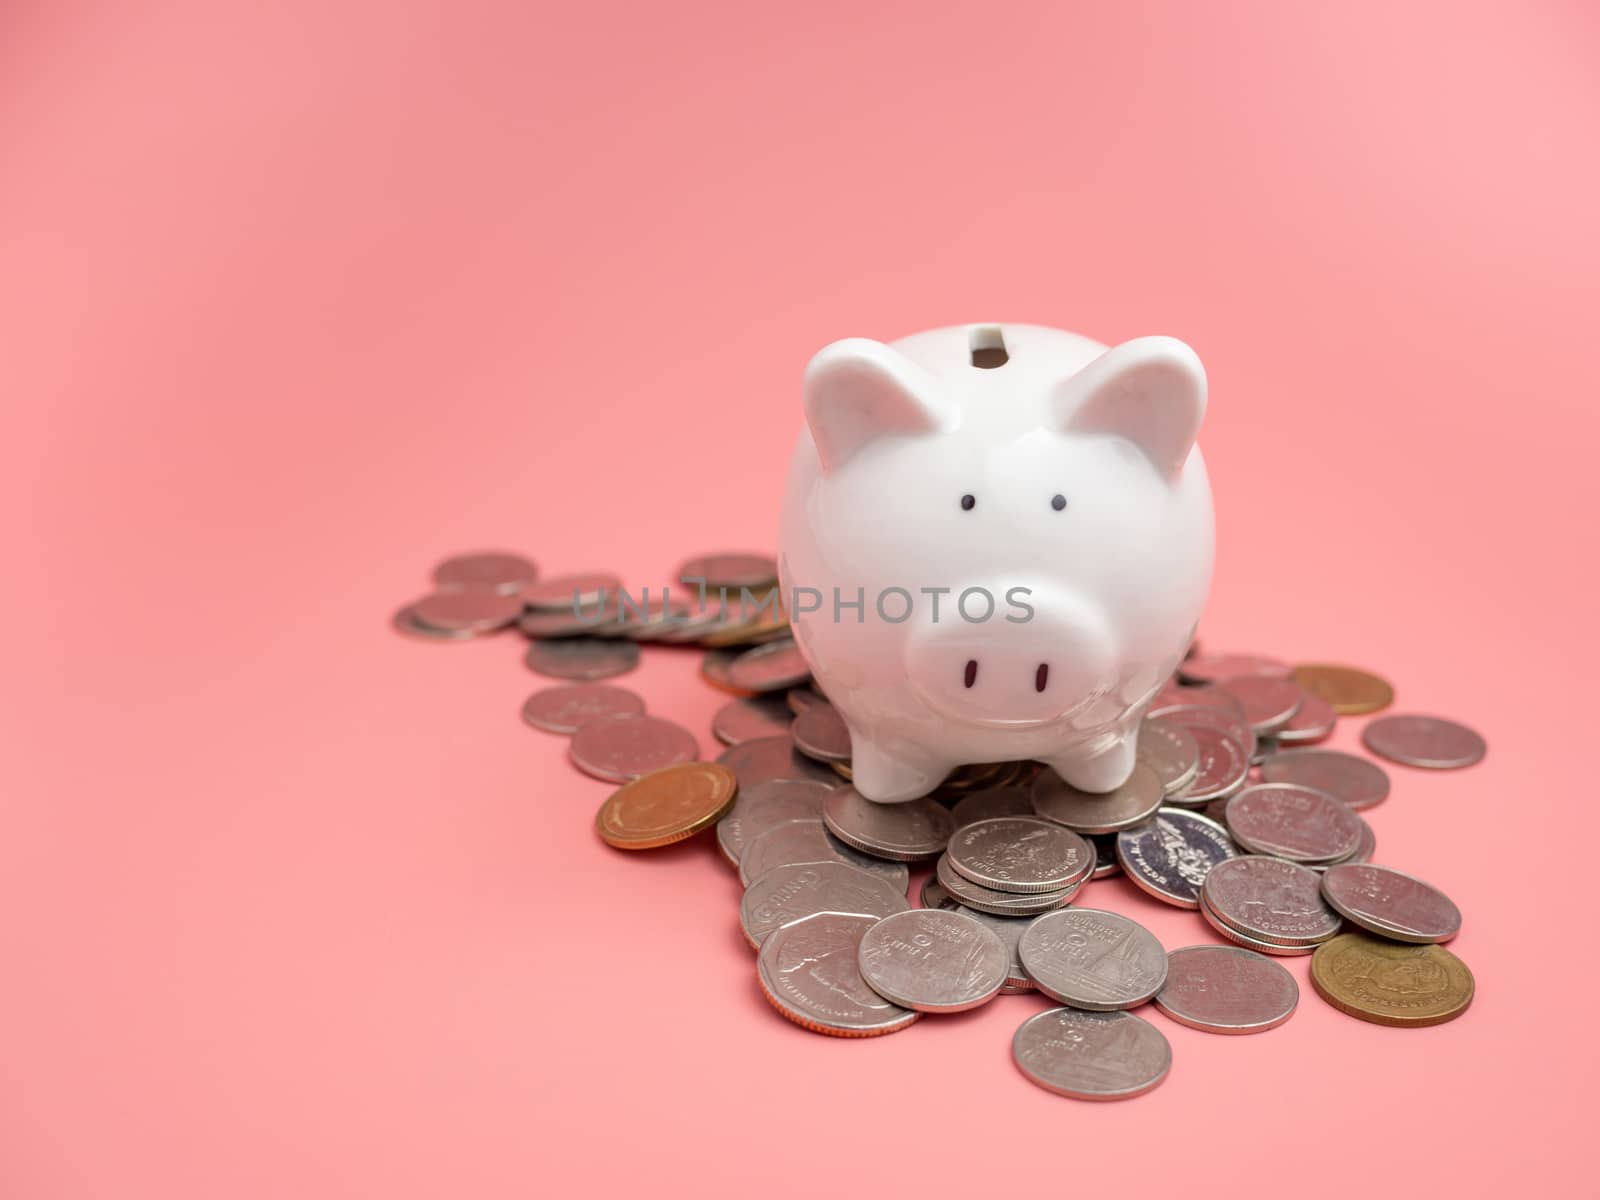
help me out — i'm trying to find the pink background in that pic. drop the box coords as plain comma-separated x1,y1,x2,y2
3,2,1597,1195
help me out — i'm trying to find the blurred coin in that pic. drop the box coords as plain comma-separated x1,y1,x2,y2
520,572,621,611
569,713,699,783
1362,714,1486,769
1116,809,1238,909
726,639,811,692
1088,833,1122,879
715,778,832,868
791,703,852,763
432,551,537,594
698,604,791,648
1224,783,1363,863
1137,719,1201,795
1178,654,1289,684
1201,856,1342,946
519,607,615,639
1310,933,1474,1027
393,604,474,641
935,853,1079,916
1215,676,1304,735
521,683,645,734
1274,691,1337,745
1259,748,1389,811
717,735,839,791
786,687,826,715
739,860,910,948
757,912,920,1038
411,589,524,634
678,552,779,590
1154,945,1298,1034
1032,764,1164,835
1320,863,1461,943
700,648,754,694
950,786,1034,830
920,875,959,910
594,762,736,850
711,695,793,746
525,636,640,681
605,594,692,642
1292,663,1395,715
823,788,953,861
858,908,1008,1012
1150,684,1246,720
1019,908,1168,1010
947,817,1094,894
739,817,909,891
1012,1008,1171,1101
953,906,1036,992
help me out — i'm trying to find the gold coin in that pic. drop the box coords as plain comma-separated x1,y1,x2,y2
830,759,853,780
596,762,738,850
1292,664,1395,715
1309,932,1474,1027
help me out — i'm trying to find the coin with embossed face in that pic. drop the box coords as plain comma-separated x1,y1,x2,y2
715,779,833,868
757,912,920,1037
739,860,910,948
1116,809,1237,908
1310,933,1474,1027
1320,863,1462,943
857,908,1008,1012
1215,676,1305,735
739,817,909,891
1224,783,1363,863
1012,1007,1171,1100
935,853,1081,916
1161,716,1253,807
953,906,1036,993
1259,748,1390,811
432,550,537,594
1018,908,1168,1010
1202,856,1343,946
570,713,699,782
1292,663,1394,715
947,817,1094,894
1154,945,1299,1034
594,762,737,850
823,788,953,862
1362,714,1486,769
521,683,646,734
1136,719,1201,796
1032,764,1165,835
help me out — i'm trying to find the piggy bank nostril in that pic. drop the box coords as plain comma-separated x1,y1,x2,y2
1035,663,1049,692
964,660,978,689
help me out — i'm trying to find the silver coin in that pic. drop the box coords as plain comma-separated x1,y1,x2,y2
1087,833,1122,878
432,551,537,595
1031,764,1164,835
410,589,524,634
1259,748,1390,810
739,861,910,948
392,604,474,641
739,817,910,891
606,594,692,642
1163,722,1253,807
1177,653,1290,685
946,817,1094,894
1215,676,1304,735
1201,856,1343,945
822,788,954,862
519,606,614,638
726,639,812,692
1136,719,1201,795
1274,691,1337,745
717,735,839,792
701,648,749,692
711,695,793,746
920,874,959,910
1115,809,1238,909
935,853,1080,916
791,703,852,763
1320,863,1462,944
677,552,779,590
950,786,1034,830
519,572,621,611
786,687,827,715
1012,1007,1171,1100
1362,714,1487,769
857,908,1009,1012
1149,684,1246,720
715,779,832,868
1198,891,1316,956
520,683,646,733
524,636,640,681
756,912,920,1037
953,906,1036,992
1224,783,1363,863
1019,908,1168,1010
568,713,699,783
1154,945,1299,1034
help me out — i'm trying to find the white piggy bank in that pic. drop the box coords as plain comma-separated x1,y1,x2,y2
777,324,1214,802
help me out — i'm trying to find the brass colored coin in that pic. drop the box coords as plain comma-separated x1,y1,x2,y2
1292,664,1395,715
1309,932,1474,1027
595,762,738,850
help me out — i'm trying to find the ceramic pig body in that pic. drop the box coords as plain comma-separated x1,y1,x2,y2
778,324,1213,802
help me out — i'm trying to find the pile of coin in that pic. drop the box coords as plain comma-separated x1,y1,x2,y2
394,550,1485,1098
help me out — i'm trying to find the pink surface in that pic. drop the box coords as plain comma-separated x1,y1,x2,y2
3,2,1596,1195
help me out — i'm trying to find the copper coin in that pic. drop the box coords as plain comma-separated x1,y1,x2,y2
711,695,793,746
520,572,621,611
594,761,737,850
525,637,640,681
1292,663,1395,715
1215,676,1304,735
1362,714,1487,769
1224,783,1363,863
1310,933,1474,1027
410,589,524,634
1273,691,1338,745
677,552,779,590
521,683,646,734
569,713,699,783
1320,863,1462,943
1177,654,1290,685
726,639,812,692
791,703,852,763
1259,748,1390,811
432,551,537,594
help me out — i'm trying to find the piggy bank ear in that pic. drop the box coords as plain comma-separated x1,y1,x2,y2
1052,336,1206,481
803,338,952,473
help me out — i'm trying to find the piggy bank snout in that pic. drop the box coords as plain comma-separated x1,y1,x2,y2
903,593,1117,729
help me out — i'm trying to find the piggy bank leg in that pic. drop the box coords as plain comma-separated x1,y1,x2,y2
849,736,949,803
1044,726,1140,794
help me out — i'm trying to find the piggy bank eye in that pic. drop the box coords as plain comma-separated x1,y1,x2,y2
960,494,976,511
1051,494,1067,511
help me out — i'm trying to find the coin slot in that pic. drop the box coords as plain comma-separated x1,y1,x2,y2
969,326,1009,369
